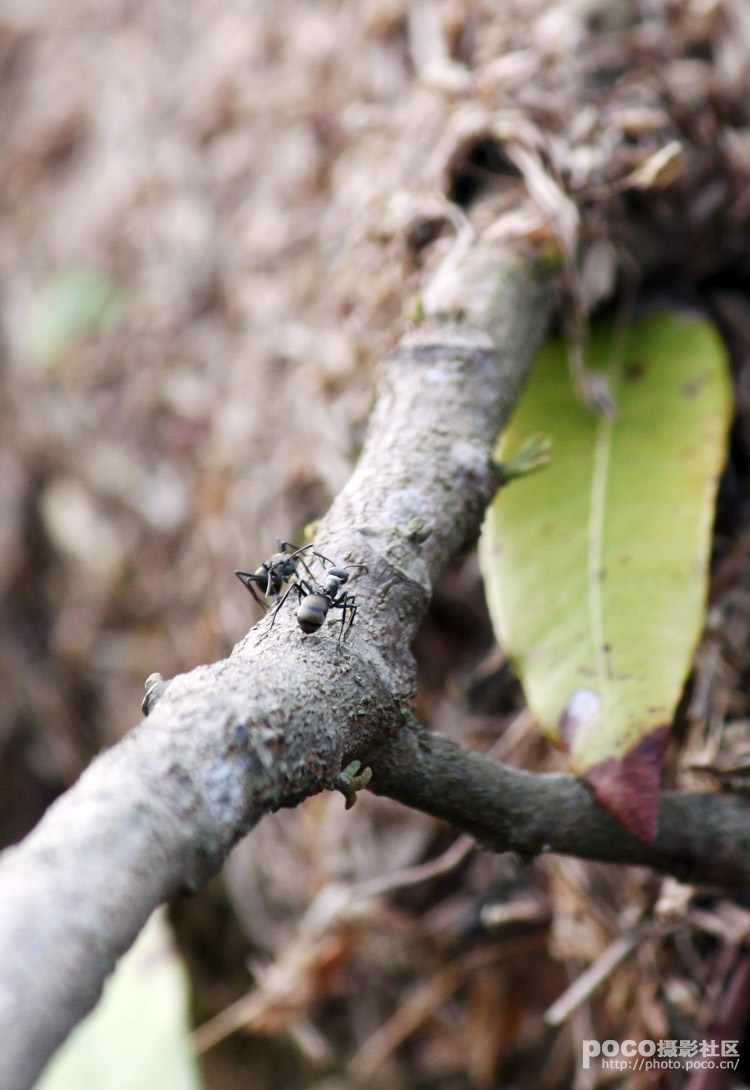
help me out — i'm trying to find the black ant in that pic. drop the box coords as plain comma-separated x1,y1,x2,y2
235,540,316,611
294,564,361,642
237,541,364,641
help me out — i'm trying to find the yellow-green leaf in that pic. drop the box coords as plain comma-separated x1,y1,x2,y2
479,310,732,840
35,911,202,1090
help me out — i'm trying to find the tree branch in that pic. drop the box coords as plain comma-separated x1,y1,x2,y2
0,237,557,1090
370,718,750,891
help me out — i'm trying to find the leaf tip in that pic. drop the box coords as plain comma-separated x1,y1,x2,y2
583,725,671,843
499,431,553,481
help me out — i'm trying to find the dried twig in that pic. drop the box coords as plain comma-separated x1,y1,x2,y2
347,938,546,1082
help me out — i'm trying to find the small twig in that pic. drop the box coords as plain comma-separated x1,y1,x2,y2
544,932,641,1026
353,833,475,902
351,709,535,902
347,937,546,1082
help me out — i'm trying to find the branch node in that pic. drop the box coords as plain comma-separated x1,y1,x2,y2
142,672,171,715
331,760,373,809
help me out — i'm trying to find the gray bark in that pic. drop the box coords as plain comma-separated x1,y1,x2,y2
371,718,750,890
0,237,556,1090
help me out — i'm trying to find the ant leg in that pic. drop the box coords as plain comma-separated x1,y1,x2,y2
312,549,338,570
337,594,358,642
344,597,358,637
297,558,315,582
276,541,317,581
235,571,269,612
279,541,314,562
343,563,368,578
265,568,275,597
266,577,315,634
266,582,301,633
288,543,317,581
267,588,300,632
337,595,347,643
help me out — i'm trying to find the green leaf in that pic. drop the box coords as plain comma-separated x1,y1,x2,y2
25,267,124,366
34,911,202,1090
480,310,732,840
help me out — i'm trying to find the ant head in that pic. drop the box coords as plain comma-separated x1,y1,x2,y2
327,567,349,584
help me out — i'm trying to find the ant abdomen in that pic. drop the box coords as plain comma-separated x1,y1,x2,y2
297,593,329,633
